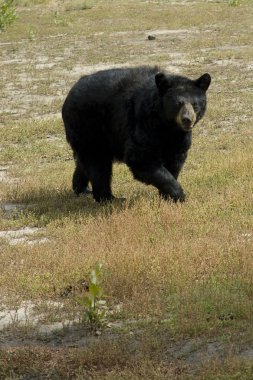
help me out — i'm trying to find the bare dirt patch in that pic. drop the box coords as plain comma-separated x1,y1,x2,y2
0,166,18,184
0,227,49,245
1,23,252,126
0,26,213,125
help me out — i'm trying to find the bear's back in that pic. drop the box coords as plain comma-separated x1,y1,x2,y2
67,66,160,106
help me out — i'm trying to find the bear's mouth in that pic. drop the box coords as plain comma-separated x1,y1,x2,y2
182,117,194,131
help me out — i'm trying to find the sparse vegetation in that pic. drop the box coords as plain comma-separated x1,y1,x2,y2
0,0,16,31
0,0,252,378
229,0,241,5
78,262,109,331
65,1,93,12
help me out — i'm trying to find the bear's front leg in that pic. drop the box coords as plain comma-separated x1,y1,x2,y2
130,164,185,202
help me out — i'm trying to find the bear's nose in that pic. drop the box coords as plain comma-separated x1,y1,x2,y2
182,116,192,127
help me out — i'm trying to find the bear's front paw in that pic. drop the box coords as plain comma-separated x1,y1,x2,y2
160,188,186,203
174,191,186,203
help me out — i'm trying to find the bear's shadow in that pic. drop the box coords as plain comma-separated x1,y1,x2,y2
6,187,149,225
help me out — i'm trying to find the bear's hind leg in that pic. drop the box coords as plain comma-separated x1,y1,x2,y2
72,155,91,196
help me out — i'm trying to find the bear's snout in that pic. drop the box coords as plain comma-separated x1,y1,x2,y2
176,103,196,131
182,116,192,128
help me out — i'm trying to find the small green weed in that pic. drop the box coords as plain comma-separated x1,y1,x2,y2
229,0,240,5
78,262,109,331
27,26,37,41
53,11,70,27
0,0,16,31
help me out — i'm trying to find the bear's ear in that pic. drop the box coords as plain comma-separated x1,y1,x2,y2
155,72,172,94
195,73,211,92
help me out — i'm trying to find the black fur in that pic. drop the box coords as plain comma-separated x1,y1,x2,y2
62,66,211,202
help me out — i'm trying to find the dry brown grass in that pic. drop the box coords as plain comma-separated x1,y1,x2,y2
0,0,253,378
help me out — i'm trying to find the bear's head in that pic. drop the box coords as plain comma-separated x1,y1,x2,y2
155,72,211,132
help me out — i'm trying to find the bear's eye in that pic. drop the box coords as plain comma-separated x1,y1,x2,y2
177,100,184,107
192,102,199,111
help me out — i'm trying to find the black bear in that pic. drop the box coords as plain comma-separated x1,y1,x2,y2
62,66,211,202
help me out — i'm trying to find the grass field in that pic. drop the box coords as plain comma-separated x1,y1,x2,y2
0,0,253,378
